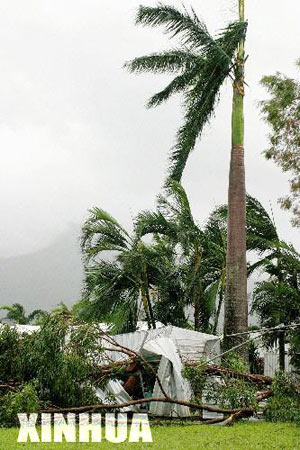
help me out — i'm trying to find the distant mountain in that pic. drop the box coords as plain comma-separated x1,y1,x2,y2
0,226,84,314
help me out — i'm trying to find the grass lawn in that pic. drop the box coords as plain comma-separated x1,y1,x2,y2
0,422,299,450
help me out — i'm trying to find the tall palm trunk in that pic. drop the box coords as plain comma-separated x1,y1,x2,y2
141,269,156,329
278,332,285,371
193,247,202,331
224,0,248,359
143,270,156,329
213,272,225,334
141,284,152,329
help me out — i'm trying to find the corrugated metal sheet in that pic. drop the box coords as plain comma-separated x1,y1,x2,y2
264,351,294,377
100,326,220,416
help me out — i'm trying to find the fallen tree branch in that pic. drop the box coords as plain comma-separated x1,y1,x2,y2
215,408,253,427
192,363,273,385
41,396,249,415
98,329,170,399
0,383,18,391
89,358,273,387
39,389,274,426
256,390,273,402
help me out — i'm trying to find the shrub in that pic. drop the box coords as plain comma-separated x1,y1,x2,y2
264,372,300,423
0,317,103,425
182,358,257,411
0,382,40,427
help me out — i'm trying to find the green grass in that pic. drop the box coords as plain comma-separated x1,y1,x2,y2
0,422,299,450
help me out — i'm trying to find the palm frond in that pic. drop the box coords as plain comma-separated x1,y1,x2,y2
81,207,130,260
163,178,192,217
136,4,214,49
147,65,200,107
127,4,247,181
169,21,247,180
134,210,176,239
125,49,198,74
157,178,192,223
203,279,220,318
246,195,278,252
169,80,220,180
247,254,277,276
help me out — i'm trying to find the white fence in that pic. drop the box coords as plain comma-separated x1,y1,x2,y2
264,351,294,377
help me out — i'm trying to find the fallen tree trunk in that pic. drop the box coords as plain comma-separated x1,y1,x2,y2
41,389,273,427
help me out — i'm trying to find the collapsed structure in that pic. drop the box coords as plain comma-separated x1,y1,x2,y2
97,325,221,417
2,322,275,425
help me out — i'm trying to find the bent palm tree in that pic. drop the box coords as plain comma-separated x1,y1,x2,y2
245,196,300,370
0,303,46,325
81,207,183,331
125,2,248,354
136,179,220,332
252,252,300,371
81,207,150,331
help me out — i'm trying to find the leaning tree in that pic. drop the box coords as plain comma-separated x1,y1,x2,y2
136,179,211,332
125,1,248,355
80,206,187,332
0,303,46,325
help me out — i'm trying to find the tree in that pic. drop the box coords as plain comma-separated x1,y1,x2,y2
223,0,248,357
246,197,300,370
125,3,249,354
252,254,300,371
136,179,226,332
260,59,300,227
0,303,46,325
125,4,247,181
80,206,186,332
136,179,204,330
203,194,280,336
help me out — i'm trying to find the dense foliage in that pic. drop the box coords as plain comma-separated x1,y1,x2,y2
183,358,257,411
260,60,300,227
0,318,101,426
80,205,188,332
264,372,300,423
79,179,300,341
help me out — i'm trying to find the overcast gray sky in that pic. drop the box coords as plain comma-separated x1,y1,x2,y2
0,0,299,260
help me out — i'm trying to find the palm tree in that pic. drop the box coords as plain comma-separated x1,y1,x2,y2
125,2,248,353
224,0,248,356
214,192,300,369
136,179,219,332
125,4,247,181
81,206,184,332
203,207,227,334
252,255,300,371
0,303,46,325
203,194,287,336
245,197,300,370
